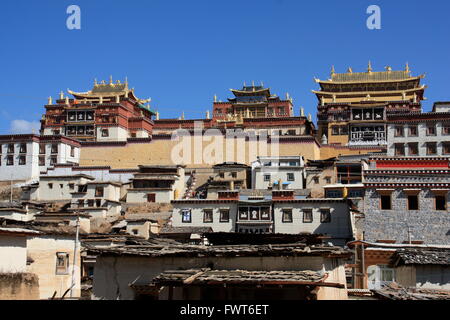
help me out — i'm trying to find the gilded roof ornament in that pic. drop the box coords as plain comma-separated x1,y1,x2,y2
109,75,113,85
214,94,218,103
347,67,353,73
367,61,372,73
405,62,410,74
94,78,98,86
48,96,52,105
385,66,392,72
59,91,64,100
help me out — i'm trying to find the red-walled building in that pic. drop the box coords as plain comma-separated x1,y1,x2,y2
41,77,155,142
153,83,316,136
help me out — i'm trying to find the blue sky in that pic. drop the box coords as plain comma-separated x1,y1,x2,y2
0,0,449,134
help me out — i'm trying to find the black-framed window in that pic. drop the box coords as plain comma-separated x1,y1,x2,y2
7,144,14,153
320,209,331,223
203,209,213,223
282,209,293,223
51,144,58,154
287,173,295,181
39,144,46,154
303,209,313,223
50,157,57,165
435,195,446,211
19,143,27,153
70,146,75,157
219,209,229,222
19,155,26,165
426,142,437,155
380,195,391,210
238,207,248,220
260,207,271,220
249,207,260,220
394,126,404,137
6,155,13,166
181,209,191,223
407,195,419,210
408,143,419,156
427,125,436,136
101,129,109,137
48,183,53,189
409,126,418,137
264,174,270,182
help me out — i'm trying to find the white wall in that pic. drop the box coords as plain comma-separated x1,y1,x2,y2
0,235,27,273
171,203,237,232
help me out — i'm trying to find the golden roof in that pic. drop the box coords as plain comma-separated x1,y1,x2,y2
315,64,424,84
67,77,150,104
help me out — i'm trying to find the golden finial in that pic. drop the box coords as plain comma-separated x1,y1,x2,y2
206,110,210,119
367,61,372,73
405,62,410,73
156,111,160,120
286,92,290,100
214,94,218,103
48,96,53,105
181,111,185,120
109,75,113,84
347,67,353,73
94,78,98,86
331,65,335,76
59,91,64,100
116,80,121,84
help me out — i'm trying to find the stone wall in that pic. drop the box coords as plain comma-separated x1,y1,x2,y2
364,188,450,244
0,273,39,300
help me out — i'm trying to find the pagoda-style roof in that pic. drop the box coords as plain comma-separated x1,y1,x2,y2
227,83,281,103
67,77,150,104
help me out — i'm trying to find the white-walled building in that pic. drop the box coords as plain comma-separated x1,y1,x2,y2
0,134,80,182
252,156,306,190
126,165,185,203
171,190,355,246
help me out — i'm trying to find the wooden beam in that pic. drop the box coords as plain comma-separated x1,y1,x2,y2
183,268,210,285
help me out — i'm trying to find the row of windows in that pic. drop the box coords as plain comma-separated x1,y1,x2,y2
281,208,331,223
394,142,450,156
180,208,332,224
264,173,295,181
0,143,28,154
0,143,74,157
47,183,104,196
393,124,450,137
331,126,348,136
380,194,446,211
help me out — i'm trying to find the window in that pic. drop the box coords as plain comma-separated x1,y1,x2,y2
231,172,237,179
320,209,331,223
19,156,26,165
78,200,84,208
39,144,46,154
7,144,14,153
283,209,292,222
287,173,295,181
50,157,57,165
426,142,437,155
96,199,102,207
181,209,191,223
287,129,296,135
408,126,418,137
264,174,271,182
19,143,27,153
87,200,94,207
394,143,405,156
435,195,446,211
380,195,391,210
394,126,404,137
38,156,45,166
219,172,224,178
443,124,450,135
325,177,331,184
260,207,270,220
348,189,364,198
6,155,13,166
238,207,249,220
56,252,69,275
0,145,2,154
408,143,419,156
95,186,104,197
427,125,436,136
51,144,58,154
331,126,340,135
147,193,156,203
325,190,343,198
443,143,450,155
303,209,313,223
407,195,419,210
78,185,87,193
313,177,319,184
220,209,230,222
70,146,75,157
69,183,74,190
203,209,213,223
101,129,109,137
48,183,53,189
